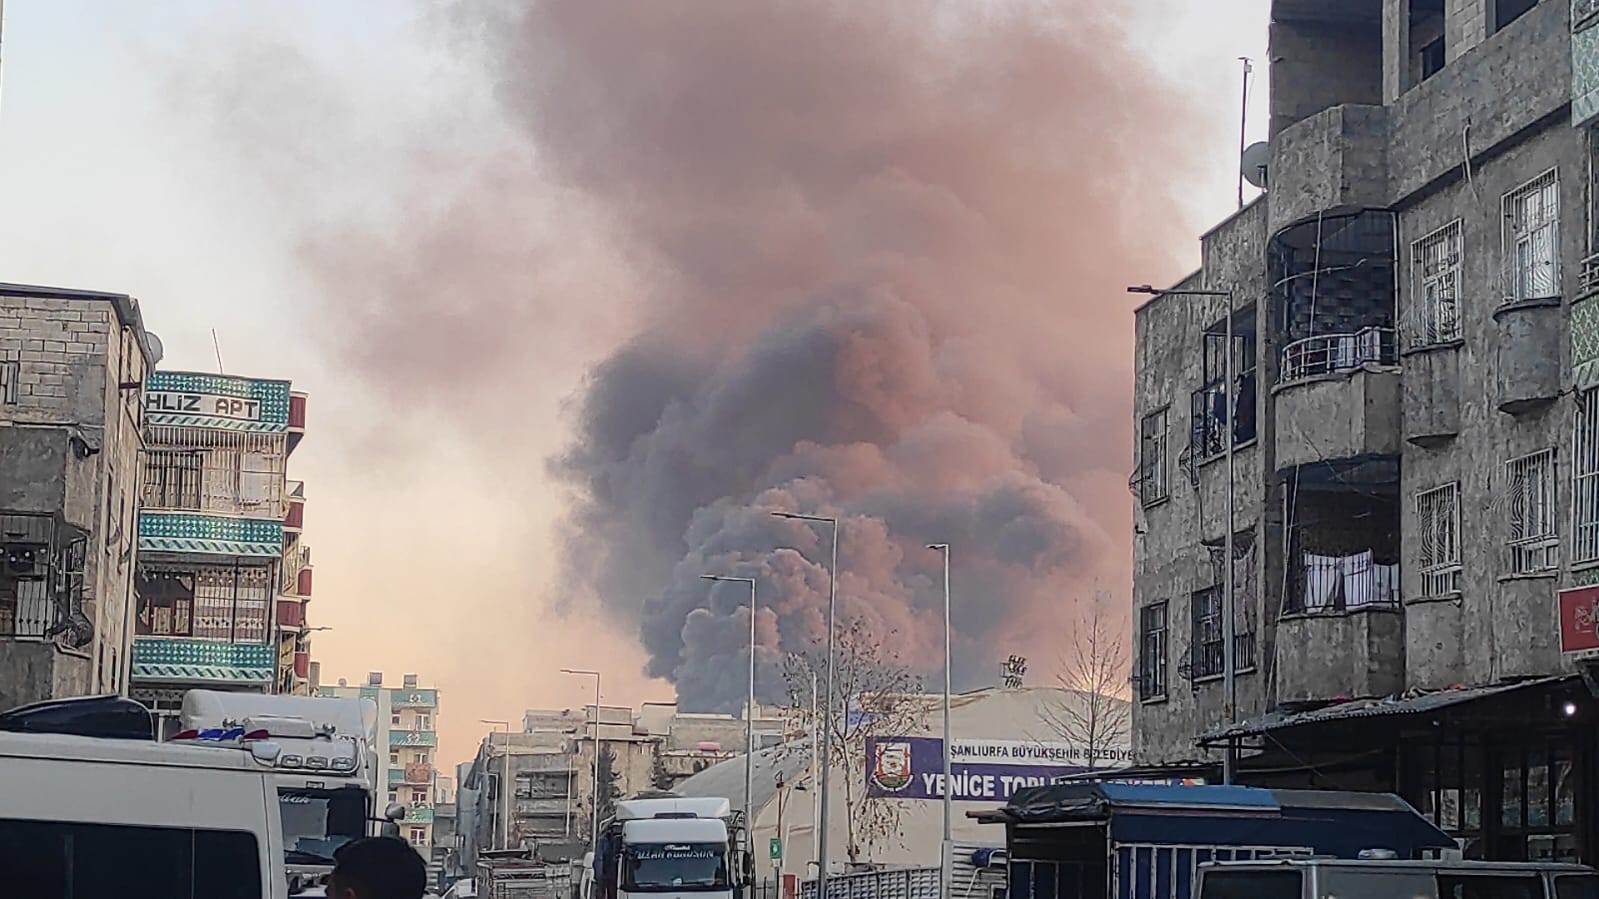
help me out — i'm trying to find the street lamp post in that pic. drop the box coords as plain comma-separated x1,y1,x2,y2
701,574,758,835
770,511,838,899
1128,283,1238,785
481,719,511,850
562,668,604,852
926,544,953,899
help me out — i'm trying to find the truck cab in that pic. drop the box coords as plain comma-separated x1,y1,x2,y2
177,690,394,896
593,796,751,899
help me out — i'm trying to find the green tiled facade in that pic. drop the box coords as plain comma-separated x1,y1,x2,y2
138,512,283,557
131,638,275,683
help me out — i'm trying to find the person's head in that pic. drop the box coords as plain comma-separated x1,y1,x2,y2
327,837,428,899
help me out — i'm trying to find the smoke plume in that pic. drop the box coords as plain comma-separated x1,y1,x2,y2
181,0,1208,711
487,0,1205,709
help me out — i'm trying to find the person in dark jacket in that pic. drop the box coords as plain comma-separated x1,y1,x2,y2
327,837,428,899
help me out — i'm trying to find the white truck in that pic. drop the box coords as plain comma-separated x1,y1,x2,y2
587,796,752,899
178,690,404,896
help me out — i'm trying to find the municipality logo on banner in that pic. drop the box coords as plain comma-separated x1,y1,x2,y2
869,740,915,793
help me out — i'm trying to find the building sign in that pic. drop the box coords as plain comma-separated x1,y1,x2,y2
145,371,291,433
1560,586,1599,657
864,737,1132,802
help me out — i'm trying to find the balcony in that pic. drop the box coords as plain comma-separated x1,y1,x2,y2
130,637,275,685
389,729,437,749
275,598,305,629
393,688,438,710
403,805,434,824
515,797,570,816
285,498,304,532
388,763,435,787
1493,268,1563,415
1266,104,1389,236
288,392,307,455
281,545,311,596
1274,356,1402,471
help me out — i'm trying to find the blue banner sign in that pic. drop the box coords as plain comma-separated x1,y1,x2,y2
864,736,1133,802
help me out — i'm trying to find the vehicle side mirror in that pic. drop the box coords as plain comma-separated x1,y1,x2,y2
386,802,407,821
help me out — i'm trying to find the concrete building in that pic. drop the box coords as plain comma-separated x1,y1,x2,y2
0,283,157,708
674,687,1128,880
1131,0,1599,863
276,477,317,695
321,672,442,856
461,701,786,869
129,370,306,723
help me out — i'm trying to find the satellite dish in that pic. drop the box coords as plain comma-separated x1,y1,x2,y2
1241,141,1270,190
145,331,165,366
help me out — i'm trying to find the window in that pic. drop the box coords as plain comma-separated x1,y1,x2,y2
410,787,428,803
1139,409,1169,506
1507,450,1558,574
0,817,261,899
1492,0,1539,32
1190,308,1257,461
390,752,400,765
1578,390,1599,564
1412,221,1462,344
1420,37,1446,79
135,563,270,641
142,428,286,516
417,751,430,764
416,713,432,730
0,360,17,404
410,827,427,844
1417,483,1463,597
1503,170,1560,303
1409,0,1446,86
1138,603,1168,701
143,449,205,510
388,790,399,803
391,714,402,726
1556,874,1599,899
1190,587,1223,680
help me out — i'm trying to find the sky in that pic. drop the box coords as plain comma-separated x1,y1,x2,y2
0,0,1270,771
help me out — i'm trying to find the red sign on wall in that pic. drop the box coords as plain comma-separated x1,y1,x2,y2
1559,586,1599,654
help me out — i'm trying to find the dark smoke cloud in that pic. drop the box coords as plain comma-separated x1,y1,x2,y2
474,0,1208,709
181,0,1209,710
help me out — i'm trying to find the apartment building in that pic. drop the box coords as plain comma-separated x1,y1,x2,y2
1131,0,1599,863
0,283,157,707
321,672,442,854
129,370,308,725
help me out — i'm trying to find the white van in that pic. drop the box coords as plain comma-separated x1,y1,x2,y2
0,715,289,898
1197,857,1599,899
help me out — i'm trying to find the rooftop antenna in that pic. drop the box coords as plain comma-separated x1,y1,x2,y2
1237,56,1253,209
211,328,225,375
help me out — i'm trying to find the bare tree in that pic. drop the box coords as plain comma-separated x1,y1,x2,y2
1040,589,1132,770
781,618,927,862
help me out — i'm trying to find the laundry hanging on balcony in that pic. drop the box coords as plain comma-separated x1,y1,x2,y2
1303,550,1399,610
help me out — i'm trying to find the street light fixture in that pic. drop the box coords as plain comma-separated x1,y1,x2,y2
701,574,758,836
562,668,604,853
1128,283,1239,785
769,510,839,899
481,719,512,850
926,543,953,899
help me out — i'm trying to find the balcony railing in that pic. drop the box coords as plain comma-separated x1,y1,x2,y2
1280,327,1397,383
1189,631,1257,682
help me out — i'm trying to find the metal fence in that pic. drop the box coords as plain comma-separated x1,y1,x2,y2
798,867,941,899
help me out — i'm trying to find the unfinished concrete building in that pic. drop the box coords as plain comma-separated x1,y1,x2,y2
0,283,158,708
1132,0,1599,862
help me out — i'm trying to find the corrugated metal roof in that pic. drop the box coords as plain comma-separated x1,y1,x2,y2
1198,675,1573,745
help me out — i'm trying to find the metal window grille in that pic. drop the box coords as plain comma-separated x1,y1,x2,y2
142,563,272,643
0,361,17,404
1138,602,1167,700
1190,587,1223,680
1506,449,1559,574
1190,313,1257,461
1503,169,1560,303
1139,410,1168,507
1417,483,1463,597
1413,221,1463,344
143,427,286,516
1575,390,1599,563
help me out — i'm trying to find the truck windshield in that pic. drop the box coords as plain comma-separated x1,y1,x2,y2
622,843,729,892
279,786,367,863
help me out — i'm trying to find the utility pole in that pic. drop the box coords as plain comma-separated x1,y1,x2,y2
927,543,953,899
